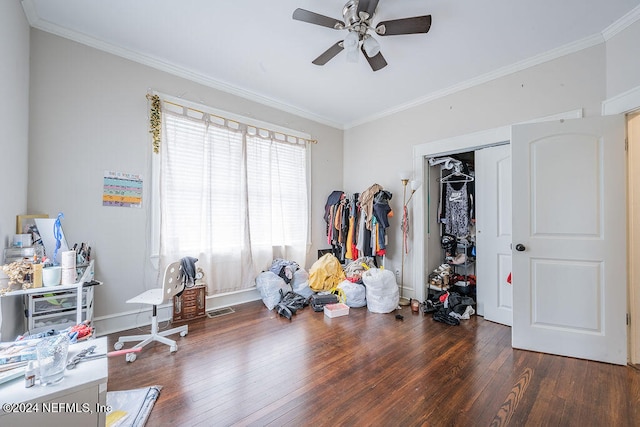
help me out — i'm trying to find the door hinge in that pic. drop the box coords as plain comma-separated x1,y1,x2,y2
627,313,630,325
625,138,628,151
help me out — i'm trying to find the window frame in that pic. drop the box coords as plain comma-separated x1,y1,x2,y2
149,93,312,270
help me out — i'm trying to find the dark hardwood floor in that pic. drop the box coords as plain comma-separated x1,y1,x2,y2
105,300,640,426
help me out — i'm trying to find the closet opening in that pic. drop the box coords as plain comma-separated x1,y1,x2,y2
424,152,478,321
423,142,512,326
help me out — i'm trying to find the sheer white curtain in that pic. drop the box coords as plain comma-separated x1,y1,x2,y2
158,106,309,295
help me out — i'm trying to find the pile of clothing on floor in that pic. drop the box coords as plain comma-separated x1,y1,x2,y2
255,254,398,320
255,258,310,320
422,290,476,326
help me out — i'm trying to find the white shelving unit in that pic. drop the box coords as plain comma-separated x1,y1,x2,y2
1,260,99,335
449,240,475,295
27,286,94,333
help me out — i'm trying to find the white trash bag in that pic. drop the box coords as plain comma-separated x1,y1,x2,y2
337,280,367,308
362,268,399,313
291,269,313,298
256,271,291,310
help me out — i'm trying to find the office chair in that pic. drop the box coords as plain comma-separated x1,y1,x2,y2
114,261,188,362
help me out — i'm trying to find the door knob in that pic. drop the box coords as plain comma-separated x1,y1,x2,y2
515,244,526,252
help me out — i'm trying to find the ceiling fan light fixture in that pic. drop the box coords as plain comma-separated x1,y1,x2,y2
346,46,360,63
343,30,360,52
363,35,380,57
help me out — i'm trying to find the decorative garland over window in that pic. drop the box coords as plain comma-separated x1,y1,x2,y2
147,94,161,153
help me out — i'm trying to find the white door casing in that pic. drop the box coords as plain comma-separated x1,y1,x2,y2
511,115,627,365
628,112,640,364
476,144,513,326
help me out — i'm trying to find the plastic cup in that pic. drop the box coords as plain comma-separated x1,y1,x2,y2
36,334,69,386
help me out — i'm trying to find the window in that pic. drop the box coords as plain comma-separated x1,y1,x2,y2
151,97,310,294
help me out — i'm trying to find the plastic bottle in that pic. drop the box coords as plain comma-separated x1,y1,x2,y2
25,361,36,388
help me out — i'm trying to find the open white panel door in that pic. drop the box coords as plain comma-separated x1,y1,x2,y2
476,144,513,326
511,115,627,365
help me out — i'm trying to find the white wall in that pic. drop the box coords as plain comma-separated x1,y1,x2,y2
0,0,31,339
0,1,30,255
27,30,343,333
344,43,608,300
606,19,640,99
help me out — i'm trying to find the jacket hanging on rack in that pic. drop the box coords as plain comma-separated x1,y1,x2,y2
324,191,345,260
372,190,393,256
344,193,359,260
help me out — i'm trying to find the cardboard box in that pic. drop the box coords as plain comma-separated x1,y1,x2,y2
324,303,349,318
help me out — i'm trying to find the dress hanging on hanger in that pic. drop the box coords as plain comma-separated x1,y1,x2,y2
439,165,475,237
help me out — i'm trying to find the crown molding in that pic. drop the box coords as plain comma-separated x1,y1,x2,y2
22,0,639,130
21,1,343,130
602,4,640,40
20,0,38,25
344,33,604,129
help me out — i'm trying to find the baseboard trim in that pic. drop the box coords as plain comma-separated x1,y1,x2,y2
94,288,262,337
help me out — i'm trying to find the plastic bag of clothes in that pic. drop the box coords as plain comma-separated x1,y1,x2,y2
343,256,376,283
291,269,313,298
362,268,399,313
269,258,300,284
308,253,346,292
337,280,366,308
256,271,291,310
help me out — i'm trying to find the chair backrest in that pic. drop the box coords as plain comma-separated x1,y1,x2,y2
162,261,185,302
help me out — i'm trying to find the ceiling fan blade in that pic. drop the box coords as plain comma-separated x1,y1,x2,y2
312,41,345,66
356,0,380,20
293,8,345,29
376,15,432,36
361,46,387,71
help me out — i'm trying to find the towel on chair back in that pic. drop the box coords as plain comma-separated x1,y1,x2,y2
175,256,198,297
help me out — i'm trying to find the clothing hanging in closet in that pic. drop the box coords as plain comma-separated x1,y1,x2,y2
438,167,475,238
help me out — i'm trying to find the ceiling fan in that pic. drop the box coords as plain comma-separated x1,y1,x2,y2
292,0,432,71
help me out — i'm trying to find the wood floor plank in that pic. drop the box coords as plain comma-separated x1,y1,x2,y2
105,300,640,426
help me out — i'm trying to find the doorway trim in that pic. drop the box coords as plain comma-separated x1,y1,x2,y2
602,85,640,116
411,109,584,303
602,85,640,364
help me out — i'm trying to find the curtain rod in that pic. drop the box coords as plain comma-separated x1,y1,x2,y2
146,93,317,145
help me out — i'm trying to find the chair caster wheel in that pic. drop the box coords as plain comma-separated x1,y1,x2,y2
114,342,124,350
125,352,137,363
170,345,177,353
180,331,187,337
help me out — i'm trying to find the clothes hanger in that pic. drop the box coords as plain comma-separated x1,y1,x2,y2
437,165,474,183
439,173,474,183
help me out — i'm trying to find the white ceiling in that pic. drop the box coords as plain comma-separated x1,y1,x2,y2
22,0,640,129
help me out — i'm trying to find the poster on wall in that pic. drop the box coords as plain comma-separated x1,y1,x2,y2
103,170,143,208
